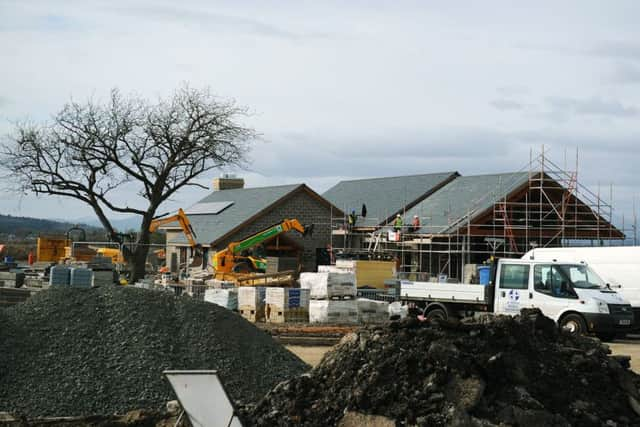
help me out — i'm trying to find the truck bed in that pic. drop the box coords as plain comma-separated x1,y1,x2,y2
400,280,488,304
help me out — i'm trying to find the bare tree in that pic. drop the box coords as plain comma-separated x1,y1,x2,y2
2,86,255,282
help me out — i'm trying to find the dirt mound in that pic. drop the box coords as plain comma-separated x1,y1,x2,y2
243,311,640,426
0,286,308,417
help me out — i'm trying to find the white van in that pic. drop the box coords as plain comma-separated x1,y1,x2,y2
399,258,634,340
523,246,640,330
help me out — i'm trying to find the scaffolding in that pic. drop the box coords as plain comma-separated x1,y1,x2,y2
328,148,628,282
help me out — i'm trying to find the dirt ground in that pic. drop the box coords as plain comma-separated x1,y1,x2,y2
287,335,640,372
608,335,640,373
286,345,330,367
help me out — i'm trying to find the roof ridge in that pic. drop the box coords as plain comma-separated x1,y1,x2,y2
211,183,302,191
330,171,457,185
458,171,528,179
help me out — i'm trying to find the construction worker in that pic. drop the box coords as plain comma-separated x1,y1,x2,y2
347,210,357,231
393,214,403,232
411,215,421,232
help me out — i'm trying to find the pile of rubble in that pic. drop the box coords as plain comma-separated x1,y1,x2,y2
244,310,640,427
0,286,308,417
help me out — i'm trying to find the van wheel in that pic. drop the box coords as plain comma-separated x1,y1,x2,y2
425,308,447,322
559,314,587,336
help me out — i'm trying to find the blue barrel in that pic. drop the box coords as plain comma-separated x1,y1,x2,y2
478,265,491,285
4,256,13,263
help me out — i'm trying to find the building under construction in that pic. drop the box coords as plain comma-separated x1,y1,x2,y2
323,151,628,282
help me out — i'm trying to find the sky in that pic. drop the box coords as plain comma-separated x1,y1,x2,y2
0,0,639,233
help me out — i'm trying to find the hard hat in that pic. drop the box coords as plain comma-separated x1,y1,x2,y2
396,214,401,217
414,215,419,218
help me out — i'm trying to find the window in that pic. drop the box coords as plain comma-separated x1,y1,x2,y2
499,264,529,289
557,265,605,289
534,264,576,298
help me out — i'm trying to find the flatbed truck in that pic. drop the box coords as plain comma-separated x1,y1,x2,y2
399,258,634,340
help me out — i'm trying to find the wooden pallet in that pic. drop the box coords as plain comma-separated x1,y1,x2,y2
239,304,265,322
265,304,309,323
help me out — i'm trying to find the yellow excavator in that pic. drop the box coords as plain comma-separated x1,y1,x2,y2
91,208,202,268
213,218,312,274
150,208,203,268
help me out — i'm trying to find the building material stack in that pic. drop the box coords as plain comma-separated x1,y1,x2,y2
238,286,266,322
87,255,116,286
0,271,25,288
204,288,238,310
49,265,71,287
356,298,390,323
265,287,310,323
301,272,358,324
70,267,93,289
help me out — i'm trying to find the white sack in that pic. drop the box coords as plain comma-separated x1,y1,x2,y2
388,301,408,320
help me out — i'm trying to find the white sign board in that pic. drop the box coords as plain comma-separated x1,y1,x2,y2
164,370,243,427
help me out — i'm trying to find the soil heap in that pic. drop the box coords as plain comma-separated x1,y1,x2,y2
0,286,308,417
244,311,640,427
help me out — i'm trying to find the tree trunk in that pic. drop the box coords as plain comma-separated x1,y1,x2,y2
130,247,150,284
128,215,154,284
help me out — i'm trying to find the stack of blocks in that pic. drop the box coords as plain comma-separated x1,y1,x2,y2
49,265,71,287
49,266,94,288
301,272,358,324
0,271,25,288
265,287,310,323
70,268,93,288
238,287,266,322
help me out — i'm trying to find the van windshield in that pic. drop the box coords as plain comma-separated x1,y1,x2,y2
557,264,606,289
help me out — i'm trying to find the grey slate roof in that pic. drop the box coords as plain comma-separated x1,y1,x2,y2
405,172,530,234
166,184,303,245
322,172,458,227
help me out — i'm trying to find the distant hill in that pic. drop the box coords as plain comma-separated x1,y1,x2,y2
0,214,98,237
73,216,141,232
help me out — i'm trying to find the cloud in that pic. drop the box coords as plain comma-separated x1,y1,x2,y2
109,4,330,40
246,127,521,182
608,63,640,85
490,99,525,111
0,12,79,33
496,86,529,96
589,41,640,61
544,96,638,118
515,40,640,62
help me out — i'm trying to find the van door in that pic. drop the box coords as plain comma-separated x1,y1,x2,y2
530,264,574,320
495,262,531,315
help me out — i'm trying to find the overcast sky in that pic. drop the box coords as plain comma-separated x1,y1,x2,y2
1,1,639,231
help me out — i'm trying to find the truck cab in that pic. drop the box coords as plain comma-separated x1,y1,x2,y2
493,259,633,339
399,258,634,339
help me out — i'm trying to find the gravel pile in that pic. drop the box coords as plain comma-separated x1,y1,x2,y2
0,286,308,417
243,310,640,427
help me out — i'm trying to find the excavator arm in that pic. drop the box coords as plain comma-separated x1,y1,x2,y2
213,218,311,273
150,208,198,247
150,208,203,269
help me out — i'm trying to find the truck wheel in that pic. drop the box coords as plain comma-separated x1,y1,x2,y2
425,308,447,322
559,314,587,336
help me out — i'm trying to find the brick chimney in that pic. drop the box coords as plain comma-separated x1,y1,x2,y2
213,174,244,191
